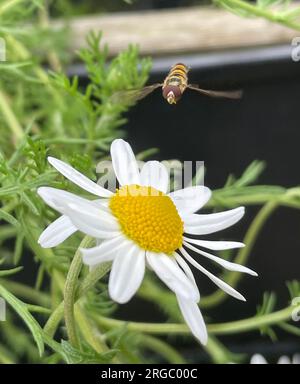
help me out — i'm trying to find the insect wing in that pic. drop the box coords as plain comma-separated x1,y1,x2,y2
188,85,242,99
111,84,162,104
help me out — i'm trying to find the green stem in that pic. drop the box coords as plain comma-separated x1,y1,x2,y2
0,279,50,307
94,316,189,335
200,201,278,308
0,0,22,17
38,4,62,72
0,90,24,143
141,335,186,364
50,273,62,309
42,333,68,360
207,192,282,208
0,226,17,241
27,304,52,315
64,236,94,347
94,302,300,336
43,301,64,337
75,304,108,354
208,305,299,335
44,262,111,338
204,336,233,364
77,262,111,297
278,322,300,337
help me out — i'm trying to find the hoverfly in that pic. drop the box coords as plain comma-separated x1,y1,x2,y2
111,63,242,105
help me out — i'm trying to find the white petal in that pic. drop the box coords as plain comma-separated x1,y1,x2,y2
65,197,117,228
110,139,141,186
39,189,120,238
250,354,268,364
37,187,108,214
176,295,208,345
278,356,291,364
48,157,112,197
140,161,169,193
146,252,198,301
109,243,145,304
292,354,300,364
168,186,211,215
81,235,130,267
183,237,245,251
174,253,200,302
63,201,120,239
184,207,245,235
183,241,257,276
38,187,80,213
98,199,109,208
183,207,244,225
38,215,77,248
180,247,246,301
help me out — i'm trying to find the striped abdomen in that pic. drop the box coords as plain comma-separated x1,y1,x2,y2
162,63,189,104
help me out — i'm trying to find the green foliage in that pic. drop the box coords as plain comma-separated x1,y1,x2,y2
287,280,300,300
214,0,300,29
61,340,117,364
0,266,23,277
0,285,45,356
83,284,117,317
256,292,278,340
209,160,286,208
225,160,266,188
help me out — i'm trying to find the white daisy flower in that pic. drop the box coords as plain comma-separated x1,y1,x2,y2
250,354,300,364
37,139,257,345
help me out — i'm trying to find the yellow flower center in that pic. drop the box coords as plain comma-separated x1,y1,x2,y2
109,185,183,254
